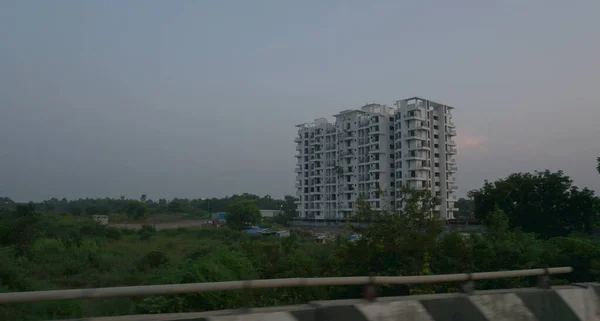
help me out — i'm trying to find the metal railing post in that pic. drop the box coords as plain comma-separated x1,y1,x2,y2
537,267,551,289
461,273,475,294
364,273,376,301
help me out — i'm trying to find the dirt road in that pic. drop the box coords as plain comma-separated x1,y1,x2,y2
109,220,208,230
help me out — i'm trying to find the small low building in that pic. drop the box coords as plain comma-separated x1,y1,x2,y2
92,215,109,225
275,230,290,238
259,210,282,218
260,230,291,239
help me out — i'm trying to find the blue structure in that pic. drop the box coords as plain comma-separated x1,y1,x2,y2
211,212,227,221
245,228,268,235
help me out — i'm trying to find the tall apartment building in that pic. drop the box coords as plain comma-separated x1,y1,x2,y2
294,97,458,220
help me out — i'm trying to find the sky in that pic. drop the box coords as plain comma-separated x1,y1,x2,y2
1,0,599,202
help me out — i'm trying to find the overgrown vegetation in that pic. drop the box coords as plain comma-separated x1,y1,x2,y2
0,167,599,320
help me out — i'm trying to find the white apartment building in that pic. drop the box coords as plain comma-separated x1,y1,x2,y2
295,97,458,220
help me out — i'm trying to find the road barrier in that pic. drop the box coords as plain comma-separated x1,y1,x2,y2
0,267,572,304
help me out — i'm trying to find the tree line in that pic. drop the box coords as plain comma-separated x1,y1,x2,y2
0,194,298,222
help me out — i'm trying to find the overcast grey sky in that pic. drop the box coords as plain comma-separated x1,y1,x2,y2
1,0,599,202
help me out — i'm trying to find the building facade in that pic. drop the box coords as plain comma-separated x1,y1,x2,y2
294,97,458,220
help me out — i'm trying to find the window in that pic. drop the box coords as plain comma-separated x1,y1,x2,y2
434,134,439,139
435,182,440,186
433,116,438,120
435,162,439,167
434,125,439,130
435,172,440,177
435,153,439,158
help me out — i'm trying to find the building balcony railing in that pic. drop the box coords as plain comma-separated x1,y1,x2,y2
412,163,431,170
405,134,427,141
406,176,428,181
408,144,430,151
404,114,426,121
404,153,427,160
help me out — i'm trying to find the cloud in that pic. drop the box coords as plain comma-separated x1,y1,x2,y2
455,134,487,148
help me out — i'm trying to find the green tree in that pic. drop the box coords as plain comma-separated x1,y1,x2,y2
455,198,474,219
168,199,182,213
125,201,147,220
597,157,600,175
332,186,443,297
0,197,14,205
226,200,262,230
273,195,298,226
468,170,599,238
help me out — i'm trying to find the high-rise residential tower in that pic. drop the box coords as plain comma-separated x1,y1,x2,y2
294,97,458,220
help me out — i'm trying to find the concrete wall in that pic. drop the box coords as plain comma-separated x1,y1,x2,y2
260,210,280,218
61,283,600,321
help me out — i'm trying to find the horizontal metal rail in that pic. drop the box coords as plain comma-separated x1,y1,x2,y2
0,267,572,304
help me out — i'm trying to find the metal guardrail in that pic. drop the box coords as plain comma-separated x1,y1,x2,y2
0,267,572,304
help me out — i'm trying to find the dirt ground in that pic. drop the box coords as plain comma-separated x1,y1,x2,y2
109,219,209,230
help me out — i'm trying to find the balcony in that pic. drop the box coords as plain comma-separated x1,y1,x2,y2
404,113,426,121
448,165,458,172
406,176,428,181
448,147,457,154
408,144,430,151
413,162,431,170
448,128,457,136
404,153,427,160
405,134,427,141
294,137,302,143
